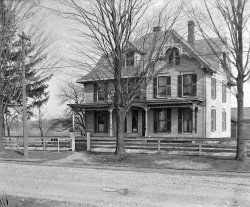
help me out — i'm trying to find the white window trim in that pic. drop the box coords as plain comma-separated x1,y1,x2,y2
180,73,197,97
156,75,171,98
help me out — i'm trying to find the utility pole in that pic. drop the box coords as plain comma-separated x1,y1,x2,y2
19,32,30,157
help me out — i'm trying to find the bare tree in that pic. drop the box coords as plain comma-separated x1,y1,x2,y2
32,104,48,137
189,0,250,161
60,0,183,156
49,81,85,135
4,106,21,136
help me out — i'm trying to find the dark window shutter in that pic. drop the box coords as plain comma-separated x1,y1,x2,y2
177,75,182,97
195,108,197,133
167,76,171,96
153,77,157,98
178,108,182,133
105,112,109,133
94,112,97,133
214,79,217,99
94,83,97,102
192,74,197,96
167,108,171,133
153,109,158,133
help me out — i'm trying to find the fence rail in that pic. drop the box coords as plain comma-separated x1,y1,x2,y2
3,135,250,157
87,134,250,156
2,135,86,152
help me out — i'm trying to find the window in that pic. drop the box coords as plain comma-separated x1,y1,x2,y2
153,76,171,98
177,74,197,97
178,108,194,133
153,109,171,133
125,51,134,66
211,78,216,99
94,111,109,133
166,48,180,65
222,110,226,131
211,109,216,131
222,83,226,102
94,84,108,102
132,110,138,132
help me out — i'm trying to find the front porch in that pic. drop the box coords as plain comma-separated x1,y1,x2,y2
69,98,204,138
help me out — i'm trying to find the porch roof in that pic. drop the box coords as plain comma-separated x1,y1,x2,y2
68,98,203,111
68,102,113,111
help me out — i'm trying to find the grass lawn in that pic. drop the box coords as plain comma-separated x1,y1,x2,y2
0,195,94,207
1,149,250,173
0,150,72,162
87,152,250,173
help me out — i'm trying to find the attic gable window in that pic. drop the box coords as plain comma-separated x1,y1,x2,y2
125,51,135,67
166,47,180,65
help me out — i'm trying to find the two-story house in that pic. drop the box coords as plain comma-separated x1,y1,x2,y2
69,21,233,139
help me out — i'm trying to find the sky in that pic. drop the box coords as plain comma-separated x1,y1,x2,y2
33,0,250,118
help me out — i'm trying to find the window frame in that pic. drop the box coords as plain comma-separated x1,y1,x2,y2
156,76,171,98
182,108,193,133
154,108,171,133
125,51,135,67
166,47,180,66
222,110,226,131
222,82,226,103
211,77,216,100
94,111,109,133
94,83,108,102
132,110,138,133
211,108,216,132
178,74,197,97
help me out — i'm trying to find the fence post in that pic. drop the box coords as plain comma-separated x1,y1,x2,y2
57,138,60,152
17,137,19,150
43,138,46,151
198,140,202,156
70,132,75,152
87,131,91,152
157,139,161,153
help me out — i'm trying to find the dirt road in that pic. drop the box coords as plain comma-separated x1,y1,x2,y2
0,162,250,207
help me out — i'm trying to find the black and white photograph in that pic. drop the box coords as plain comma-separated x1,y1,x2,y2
0,0,250,206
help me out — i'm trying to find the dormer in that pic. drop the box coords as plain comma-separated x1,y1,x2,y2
125,51,135,67
124,41,143,67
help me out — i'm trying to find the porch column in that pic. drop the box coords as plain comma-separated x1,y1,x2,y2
192,104,196,136
109,108,113,137
72,110,75,131
145,108,149,137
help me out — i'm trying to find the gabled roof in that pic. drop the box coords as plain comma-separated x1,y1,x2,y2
231,107,250,121
78,30,224,83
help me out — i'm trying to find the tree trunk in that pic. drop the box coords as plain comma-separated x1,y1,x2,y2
0,104,5,152
7,126,10,136
114,56,126,157
236,77,247,161
115,106,126,157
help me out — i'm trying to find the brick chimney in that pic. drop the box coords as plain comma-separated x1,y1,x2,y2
187,21,195,47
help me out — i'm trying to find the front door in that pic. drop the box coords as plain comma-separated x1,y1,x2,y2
142,110,145,136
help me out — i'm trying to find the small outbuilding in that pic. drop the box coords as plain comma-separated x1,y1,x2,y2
231,107,250,139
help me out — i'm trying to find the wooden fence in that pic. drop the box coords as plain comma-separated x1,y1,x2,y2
2,136,86,152
87,135,250,156
3,135,250,157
